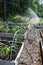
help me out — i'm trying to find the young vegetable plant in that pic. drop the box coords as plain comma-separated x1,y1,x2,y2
0,26,10,33
18,28,26,34
0,38,18,60
12,26,19,33
3,26,10,33
0,42,11,59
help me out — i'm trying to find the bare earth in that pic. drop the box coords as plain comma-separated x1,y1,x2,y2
18,30,42,65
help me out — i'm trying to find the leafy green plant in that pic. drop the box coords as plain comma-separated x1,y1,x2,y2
0,44,11,58
14,39,18,49
2,27,10,33
0,26,26,34
12,28,17,33
3,46,11,56
12,26,19,33
0,37,18,59
0,26,10,33
18,28,26,34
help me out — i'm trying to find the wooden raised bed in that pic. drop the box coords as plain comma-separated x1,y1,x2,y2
0,32,24,65
0,42,24,65
40,39,43,64
0,23,27,41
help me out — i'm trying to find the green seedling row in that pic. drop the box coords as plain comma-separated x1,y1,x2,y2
0,25,26,34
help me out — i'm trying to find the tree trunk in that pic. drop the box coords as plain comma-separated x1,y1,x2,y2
3,0,6,21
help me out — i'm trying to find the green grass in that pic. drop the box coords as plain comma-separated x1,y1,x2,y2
39,18,43,25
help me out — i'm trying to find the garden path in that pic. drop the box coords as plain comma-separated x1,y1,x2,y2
18,28,42,65
18,8,41,65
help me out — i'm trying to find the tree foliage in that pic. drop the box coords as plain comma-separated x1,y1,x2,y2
30,0,43,17
0,0,29,20
0,0,43,20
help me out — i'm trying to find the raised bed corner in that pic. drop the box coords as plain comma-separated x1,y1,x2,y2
0,42,24,65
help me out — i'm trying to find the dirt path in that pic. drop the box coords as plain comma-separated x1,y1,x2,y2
18,30,42,65
18,8,41,65
18,39,42,65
